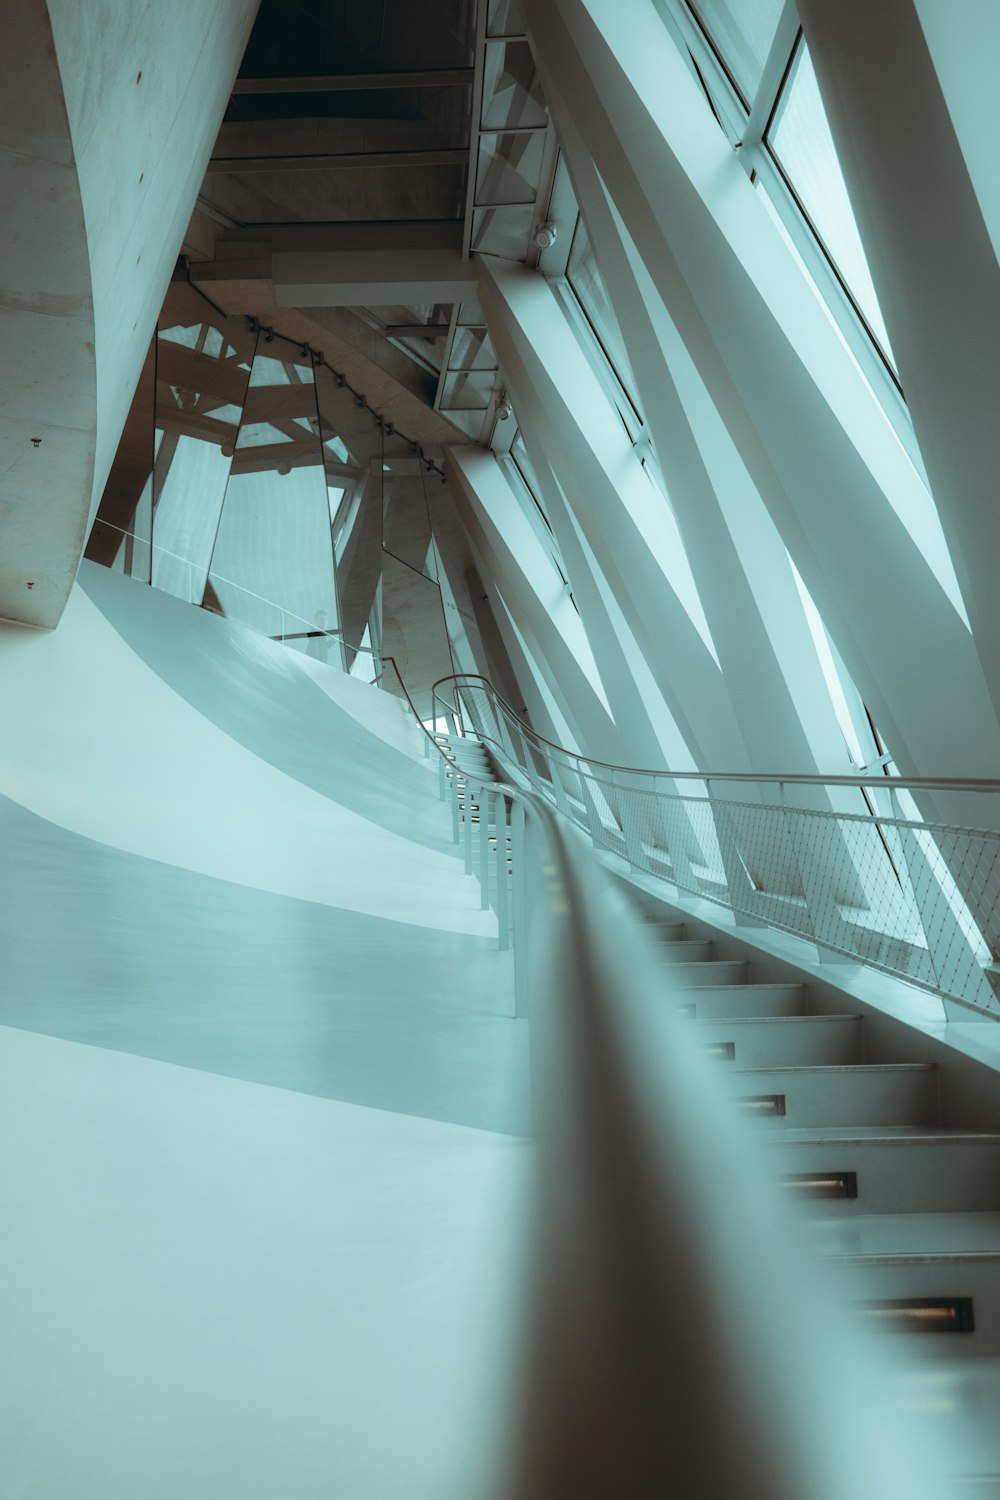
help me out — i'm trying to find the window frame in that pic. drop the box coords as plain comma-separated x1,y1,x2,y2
653,0,924,474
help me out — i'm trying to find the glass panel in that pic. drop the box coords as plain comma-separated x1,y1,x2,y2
476,130,544,205
362,302,449,330
383,440,437,582
440,368,497,410
450,326,497,371
152,285,256,602
482,39,547,131
457,299,484,325
689,0,785,102
769,41,896,364
512,431,544,507
471,202,536,257
440,409,489,440
381,552,455,721
567,216,638,399
206,344,340,656
487,0,526,36
314,362,384,670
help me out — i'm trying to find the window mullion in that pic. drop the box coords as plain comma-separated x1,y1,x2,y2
741,2,799,149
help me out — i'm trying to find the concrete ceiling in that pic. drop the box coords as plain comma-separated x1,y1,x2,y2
183,0,491,446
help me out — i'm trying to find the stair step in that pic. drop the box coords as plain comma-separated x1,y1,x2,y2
642,919,686,941
670,959,750,988
696,1014,862,1068
812,1210,1000,1261
656,938,714,963
678,983,807,1019
834,1250,1000,1358
768,1133,1000,1215
729,1063,939,1128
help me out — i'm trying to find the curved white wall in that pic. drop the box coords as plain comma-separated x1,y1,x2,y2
0,0,258,630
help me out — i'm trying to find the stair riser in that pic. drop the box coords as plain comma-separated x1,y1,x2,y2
680,984,807,1020
643,921,686,942
835,1260,1000,1358
769,1141,1000,1215
698,1017,862,1068
670,961,749,989
732,1069,940,1128
656,939,714,963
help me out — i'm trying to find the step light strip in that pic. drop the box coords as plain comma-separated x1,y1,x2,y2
781,1171,858,1200
738,1094,786,1116
858,1298,975,1333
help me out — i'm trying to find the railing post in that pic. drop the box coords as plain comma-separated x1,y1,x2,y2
464,778,475,875
511,797,528,1016
496,794,511,951
579,775,609,849
480,787,492,909
547,757,574,819
451,763,460,844
655,779,699,894
613,769,646,869
439,749,448,802
777,782,854,960
705,778,768,927
886,789,997,1016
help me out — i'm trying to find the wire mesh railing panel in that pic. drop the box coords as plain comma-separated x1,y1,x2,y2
433,675,1000,1017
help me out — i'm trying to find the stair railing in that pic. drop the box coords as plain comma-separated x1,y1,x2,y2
385,662,951,1500
431,673,1000,1020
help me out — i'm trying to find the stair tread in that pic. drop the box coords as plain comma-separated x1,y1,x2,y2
772,1129,1000,1146
777,1125,959,1140
735,1062,936,1074
696,1014,860,1026
812,1211,1000,1260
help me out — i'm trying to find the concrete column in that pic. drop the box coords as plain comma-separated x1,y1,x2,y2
477,255,753,774
536,78,851,782
447,445,621,761
800,0,1000,729
519,0,1000,798
0,0,259,629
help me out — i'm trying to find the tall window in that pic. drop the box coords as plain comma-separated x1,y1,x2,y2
677,2,898,386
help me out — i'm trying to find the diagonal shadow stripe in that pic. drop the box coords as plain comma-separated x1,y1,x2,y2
0,793,528,1136
78,562,452,852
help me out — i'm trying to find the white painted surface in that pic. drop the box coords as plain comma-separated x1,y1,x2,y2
0,1024,528,1499
0,586,494,934
0,0,96,629
48,0,259,527
291,648,429,761
0,0,257,629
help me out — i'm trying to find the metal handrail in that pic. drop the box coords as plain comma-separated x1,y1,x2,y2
90,516,382,672
432,673,1000,794
431,672,1000,1017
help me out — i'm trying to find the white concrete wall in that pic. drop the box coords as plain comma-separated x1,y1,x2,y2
0,0,96,629
0,0,258,630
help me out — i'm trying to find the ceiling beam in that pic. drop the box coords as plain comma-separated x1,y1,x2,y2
207,147,469,175
381,324,451,338
232,68,475,94
272,246,478,306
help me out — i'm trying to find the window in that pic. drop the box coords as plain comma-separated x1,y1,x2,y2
688,0,785,103
767,39,896,371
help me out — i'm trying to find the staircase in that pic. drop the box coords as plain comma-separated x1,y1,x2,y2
438,723,1000,1486
615,881,1000,1492
626,889,1000,1349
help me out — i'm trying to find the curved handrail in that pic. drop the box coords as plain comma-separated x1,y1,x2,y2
432,672,1000,794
